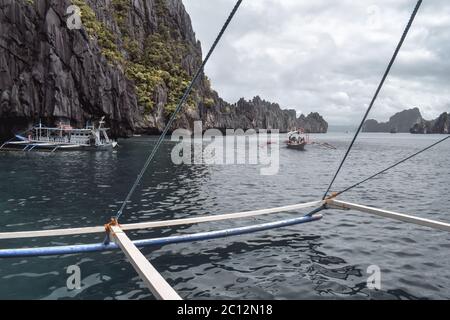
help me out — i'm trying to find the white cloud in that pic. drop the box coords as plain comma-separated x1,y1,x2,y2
184,0,450,124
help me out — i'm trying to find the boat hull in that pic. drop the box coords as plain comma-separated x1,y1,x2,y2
0,141,117,152
286,143,306,151
1,120,118,152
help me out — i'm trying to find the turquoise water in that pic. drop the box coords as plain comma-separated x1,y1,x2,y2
0,133,449,299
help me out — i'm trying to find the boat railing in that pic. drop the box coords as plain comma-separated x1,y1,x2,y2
70,136,90,144
50,137,68,143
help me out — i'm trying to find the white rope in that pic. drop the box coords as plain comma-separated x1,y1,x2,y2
0,200,323,240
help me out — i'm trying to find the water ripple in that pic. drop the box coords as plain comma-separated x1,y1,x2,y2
0,133,449,299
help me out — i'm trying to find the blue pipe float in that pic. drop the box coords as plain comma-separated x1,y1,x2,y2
0,209,323,258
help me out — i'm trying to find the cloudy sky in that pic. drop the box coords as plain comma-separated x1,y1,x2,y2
183,0,450,125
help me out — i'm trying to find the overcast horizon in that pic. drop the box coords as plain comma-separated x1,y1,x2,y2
183,0,450,125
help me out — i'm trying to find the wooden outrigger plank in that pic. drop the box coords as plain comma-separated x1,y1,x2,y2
109,225,181,300
0,212,323,259
122,200,323,231
328,199,450,232
0,200,323,240
0,226,105,240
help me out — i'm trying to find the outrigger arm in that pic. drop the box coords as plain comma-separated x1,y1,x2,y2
105,220,182,300
326,199,450,232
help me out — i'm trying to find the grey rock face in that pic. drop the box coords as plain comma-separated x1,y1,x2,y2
297,112,328,133
0,0,327,139
410,112,449,134
0,0,138,137
363,108,423,133
201,96,327,133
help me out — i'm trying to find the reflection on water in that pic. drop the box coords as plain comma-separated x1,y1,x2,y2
0,133,449,299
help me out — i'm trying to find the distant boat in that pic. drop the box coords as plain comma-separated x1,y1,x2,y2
390,128,398,134
0,117,117,152
286,129,307,151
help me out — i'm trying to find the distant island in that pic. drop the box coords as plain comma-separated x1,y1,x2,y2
363,108,449,134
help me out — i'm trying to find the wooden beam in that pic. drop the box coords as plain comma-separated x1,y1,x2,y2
0,200,323,240
0,226,106,240
328,199,450,232
121,200,323,232
110,225,182,300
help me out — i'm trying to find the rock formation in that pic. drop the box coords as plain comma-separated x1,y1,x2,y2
410,112,449,134
201,96,327,133
363,108,423,133
0,0,327,139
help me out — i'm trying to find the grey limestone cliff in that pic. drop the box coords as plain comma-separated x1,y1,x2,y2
410,112,449,134
0,0,327,139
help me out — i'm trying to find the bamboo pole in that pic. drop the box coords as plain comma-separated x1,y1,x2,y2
110,225,181,300
328,199,450,232
0,200,323,240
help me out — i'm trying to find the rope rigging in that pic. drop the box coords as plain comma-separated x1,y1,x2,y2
322,0,423,200
115,0,243,221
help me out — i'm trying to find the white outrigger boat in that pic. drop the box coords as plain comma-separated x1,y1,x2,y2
286,129,309,150
0,117,118,152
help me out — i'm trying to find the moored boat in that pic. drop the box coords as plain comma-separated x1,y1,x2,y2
0,117,117,152
286,129,308,150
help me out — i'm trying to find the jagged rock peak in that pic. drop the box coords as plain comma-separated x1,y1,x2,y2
363,107,423,133
411,112,449,134
201,96,327,133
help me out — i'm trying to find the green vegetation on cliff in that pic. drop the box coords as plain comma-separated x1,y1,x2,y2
73,0,197,115
72,0,125,64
